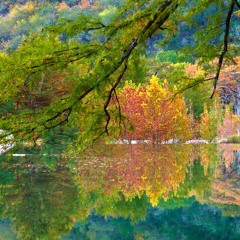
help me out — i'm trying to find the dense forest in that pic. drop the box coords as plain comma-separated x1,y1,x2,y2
0,0,239,151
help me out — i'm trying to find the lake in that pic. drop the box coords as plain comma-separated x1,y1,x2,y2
0,144,240,240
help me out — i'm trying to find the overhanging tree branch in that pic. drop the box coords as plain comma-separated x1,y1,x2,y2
210,0,235,99
104,59,128,135
41,0,179,131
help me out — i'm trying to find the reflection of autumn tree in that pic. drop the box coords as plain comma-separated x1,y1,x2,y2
199,144,220,175
162,144,239,217
204,144,240,216
208,174,240,217
184,144,240,217
140,146,191,206
217,144,240,173
159,145,219,203
76,151,149,222
0,155,79,240
77,145,193,207
164,145,219,206
211,180,240,206
217,144,240,177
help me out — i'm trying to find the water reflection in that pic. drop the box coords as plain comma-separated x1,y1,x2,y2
0,144,240,239
76,144,215,207
62,202,240,240
0,155,79,239
207,144,240,215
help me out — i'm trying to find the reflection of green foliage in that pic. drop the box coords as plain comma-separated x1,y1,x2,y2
0,155,79,240
74,188,149,224
157,146,217,208
199,144,220,164
176,159,212,198
62,214,134,240
95,193,149,223
158,197,195,210
135,202,240,240
63,201,240,240
210,203,240,217
0,220,18,240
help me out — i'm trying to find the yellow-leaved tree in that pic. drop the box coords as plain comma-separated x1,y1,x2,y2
119,76,193,143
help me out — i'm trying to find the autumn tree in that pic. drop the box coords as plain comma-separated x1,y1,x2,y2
116,81,145,141
119,76,193,143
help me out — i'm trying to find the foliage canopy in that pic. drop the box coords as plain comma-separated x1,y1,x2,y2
0,0,239,149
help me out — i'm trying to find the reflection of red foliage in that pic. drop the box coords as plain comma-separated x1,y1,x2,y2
211,180,240,206
218,144,240,173
77,145,193,206
207,144,240,212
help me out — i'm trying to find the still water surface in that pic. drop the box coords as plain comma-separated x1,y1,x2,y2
0,144,240,240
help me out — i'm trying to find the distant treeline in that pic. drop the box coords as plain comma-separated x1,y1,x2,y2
0,0,239,52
